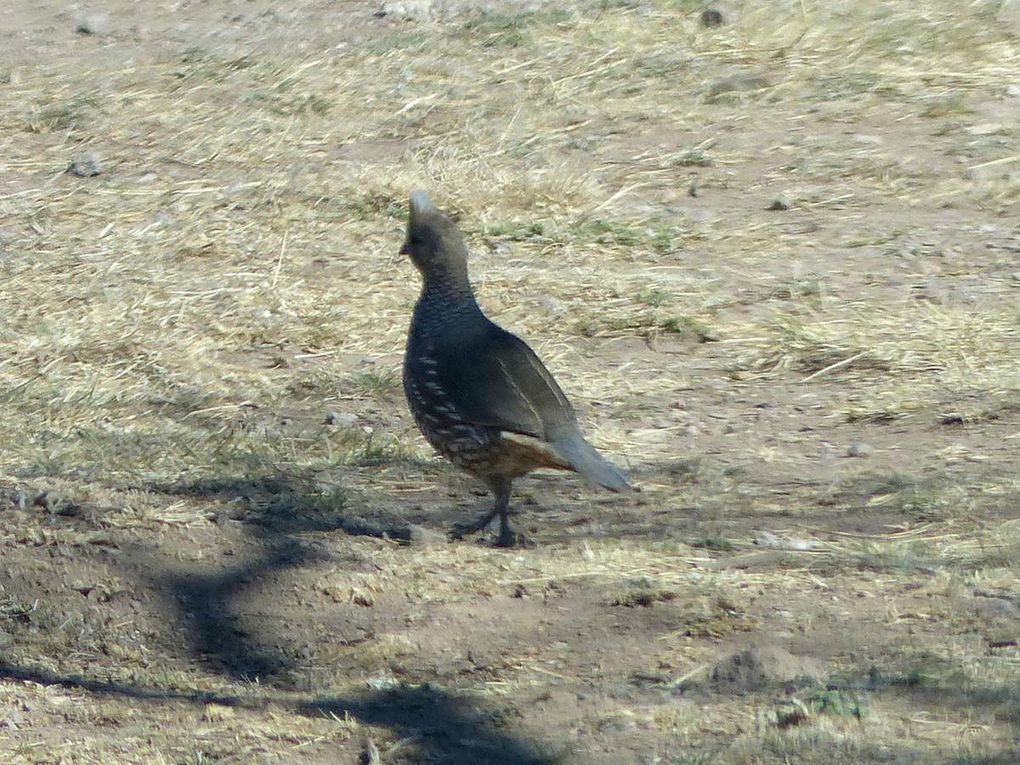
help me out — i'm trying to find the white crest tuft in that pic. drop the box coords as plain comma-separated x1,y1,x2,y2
409,189,435,217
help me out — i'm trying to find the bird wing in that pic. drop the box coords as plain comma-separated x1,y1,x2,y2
430,321,577,440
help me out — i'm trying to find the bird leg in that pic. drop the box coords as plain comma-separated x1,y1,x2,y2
450,477,523,547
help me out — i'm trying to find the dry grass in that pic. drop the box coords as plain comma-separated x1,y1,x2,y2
1,0,1019,762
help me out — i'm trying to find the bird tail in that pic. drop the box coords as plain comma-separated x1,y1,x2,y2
554,435,632,492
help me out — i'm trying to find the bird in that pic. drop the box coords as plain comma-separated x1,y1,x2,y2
400,190,631,547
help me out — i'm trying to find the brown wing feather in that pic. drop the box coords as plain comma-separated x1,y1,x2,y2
430,320,577,441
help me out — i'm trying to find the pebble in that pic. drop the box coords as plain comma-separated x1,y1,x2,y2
965,123,1005,136
324,411,358,428
767,194,792,211
407,524,445,548
853,134,884,146
75,15,111,35
846,442,874,458
700,8,725,27
69,153,102,177
707,75,770,98
376,0,432,20
755,530,823,551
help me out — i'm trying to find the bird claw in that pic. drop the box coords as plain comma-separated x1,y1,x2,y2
448,516,531,548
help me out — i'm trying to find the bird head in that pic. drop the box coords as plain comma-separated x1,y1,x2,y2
401,191,469,283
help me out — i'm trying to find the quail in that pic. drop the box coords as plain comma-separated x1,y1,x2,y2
400,190,631,546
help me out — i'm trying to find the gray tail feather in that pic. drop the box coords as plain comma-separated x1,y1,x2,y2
554,435,631,492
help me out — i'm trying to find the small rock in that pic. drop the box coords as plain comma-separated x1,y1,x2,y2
376,0,432,20
707,75,769,98
75,14,111,35
700,8,725,27
767,194,792,211
846,442,874,458
366,672,399,691
407,524,445,548
534,295,567,317
754,530,822,551
853,134,884,146
69,153,102,177
325,411,358,428
965,123,1005,136
1007,84,1020,98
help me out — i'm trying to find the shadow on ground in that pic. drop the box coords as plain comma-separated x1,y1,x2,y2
2,469,562,761
0,661,558,764
139,473,416,681
304,686,560,764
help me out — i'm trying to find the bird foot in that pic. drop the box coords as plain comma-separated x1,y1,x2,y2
449,515,531,548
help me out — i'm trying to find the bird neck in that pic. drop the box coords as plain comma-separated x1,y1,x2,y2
415,274,484,331
421,264,476,304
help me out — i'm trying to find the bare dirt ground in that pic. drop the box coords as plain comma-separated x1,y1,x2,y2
2,1,1019,763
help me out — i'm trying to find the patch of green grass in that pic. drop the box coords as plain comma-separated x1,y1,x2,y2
173,47,259,82
661,314,716,341
343,430,415,468
608,582,680,608
636,289,672,308
801,689,866,721
768,278,826,302
26,93,99,133
363,31,429,55
571,218,643,247
345,368,402,400
340,192,405,221
691,536,735,552
459,8,575,48
668,755,716,765
242,90,333,116
0,595,38,627
920,92,971,118
672,146,714,167
481,220,547,241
